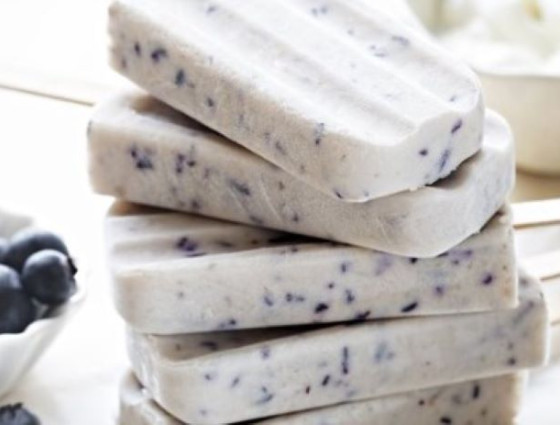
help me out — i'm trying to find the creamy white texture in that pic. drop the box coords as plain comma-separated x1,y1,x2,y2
119,372,523,425
88,93,513,257
108,0,484,202
551,324,560,363
126,272,548,424
544,278,560,324
106,202,517,334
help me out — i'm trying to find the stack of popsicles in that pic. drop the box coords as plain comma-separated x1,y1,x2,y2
88,1,550,424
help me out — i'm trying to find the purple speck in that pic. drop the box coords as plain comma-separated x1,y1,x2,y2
353,311,371,321
150,47,167,63
263,295,274,307
314,122,325,146
401,301,418,313
391,35,410,46
374,255,393,276
451,119,463,134
315,303,329,314
176,237,198,253
482,273,494,285
438,149,451,173
229,179,251,196
344,289,356,304
341,346,350,375
175,69,185,86
129,146,153,170
340,261,351,274
260,346,271,359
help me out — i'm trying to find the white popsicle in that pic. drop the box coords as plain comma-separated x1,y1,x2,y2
119,372,523,425
550,324,560,363
89,93,514,257
107,0,484,202
107,202,517,334
127,271,548,424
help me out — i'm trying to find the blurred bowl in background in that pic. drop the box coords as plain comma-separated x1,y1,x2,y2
0,207,32,239
479,71,560,176
406,0,560,176
0,276,86,399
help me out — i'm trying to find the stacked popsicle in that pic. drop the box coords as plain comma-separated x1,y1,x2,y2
89,1,550,424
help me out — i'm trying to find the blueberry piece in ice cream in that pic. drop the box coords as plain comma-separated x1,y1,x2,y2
21,250,76,306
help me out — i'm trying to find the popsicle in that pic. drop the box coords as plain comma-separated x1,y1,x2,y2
543,277,560,324
119,372,523,425
107,0,484,202
127,271,548,424
543,277,560,363
550,324,560,363
89,93,514,257
107,202,517,334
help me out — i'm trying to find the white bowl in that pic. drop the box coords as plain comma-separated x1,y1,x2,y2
478,71,560,176
0,206,32,239
0,278,86,399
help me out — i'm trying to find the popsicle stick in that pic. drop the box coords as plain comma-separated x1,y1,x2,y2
523,250,560,282
513,198,560,230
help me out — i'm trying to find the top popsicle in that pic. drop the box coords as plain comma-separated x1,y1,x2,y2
108,0,484,202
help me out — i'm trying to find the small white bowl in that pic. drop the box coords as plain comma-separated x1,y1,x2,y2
405,0,560,176
0,278,86,399
477,71,560,176
0,206,32,239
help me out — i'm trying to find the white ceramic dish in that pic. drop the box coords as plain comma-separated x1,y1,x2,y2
0,276,86,399
0,206,32,239
478,71,560,176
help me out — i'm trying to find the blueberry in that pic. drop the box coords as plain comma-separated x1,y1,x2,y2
0,264,20,291
0,404,41,425
0,266,35,334
0,238,8,263
4,229,68,271
21,250,76,306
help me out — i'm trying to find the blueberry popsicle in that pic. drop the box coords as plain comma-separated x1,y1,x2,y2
88,93,514,257
107,0,484,202
119,372,523,425
550,324,560,363
107,202,517,334
544,278,560,362
127,271,548,424
543,277,560,324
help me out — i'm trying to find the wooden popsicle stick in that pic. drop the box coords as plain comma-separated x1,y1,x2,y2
513,198,560,230
522,250,560,282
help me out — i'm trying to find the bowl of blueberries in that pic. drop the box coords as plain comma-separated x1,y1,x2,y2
0,209,85,400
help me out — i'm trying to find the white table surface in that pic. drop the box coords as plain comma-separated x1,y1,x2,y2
0,1,559,424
